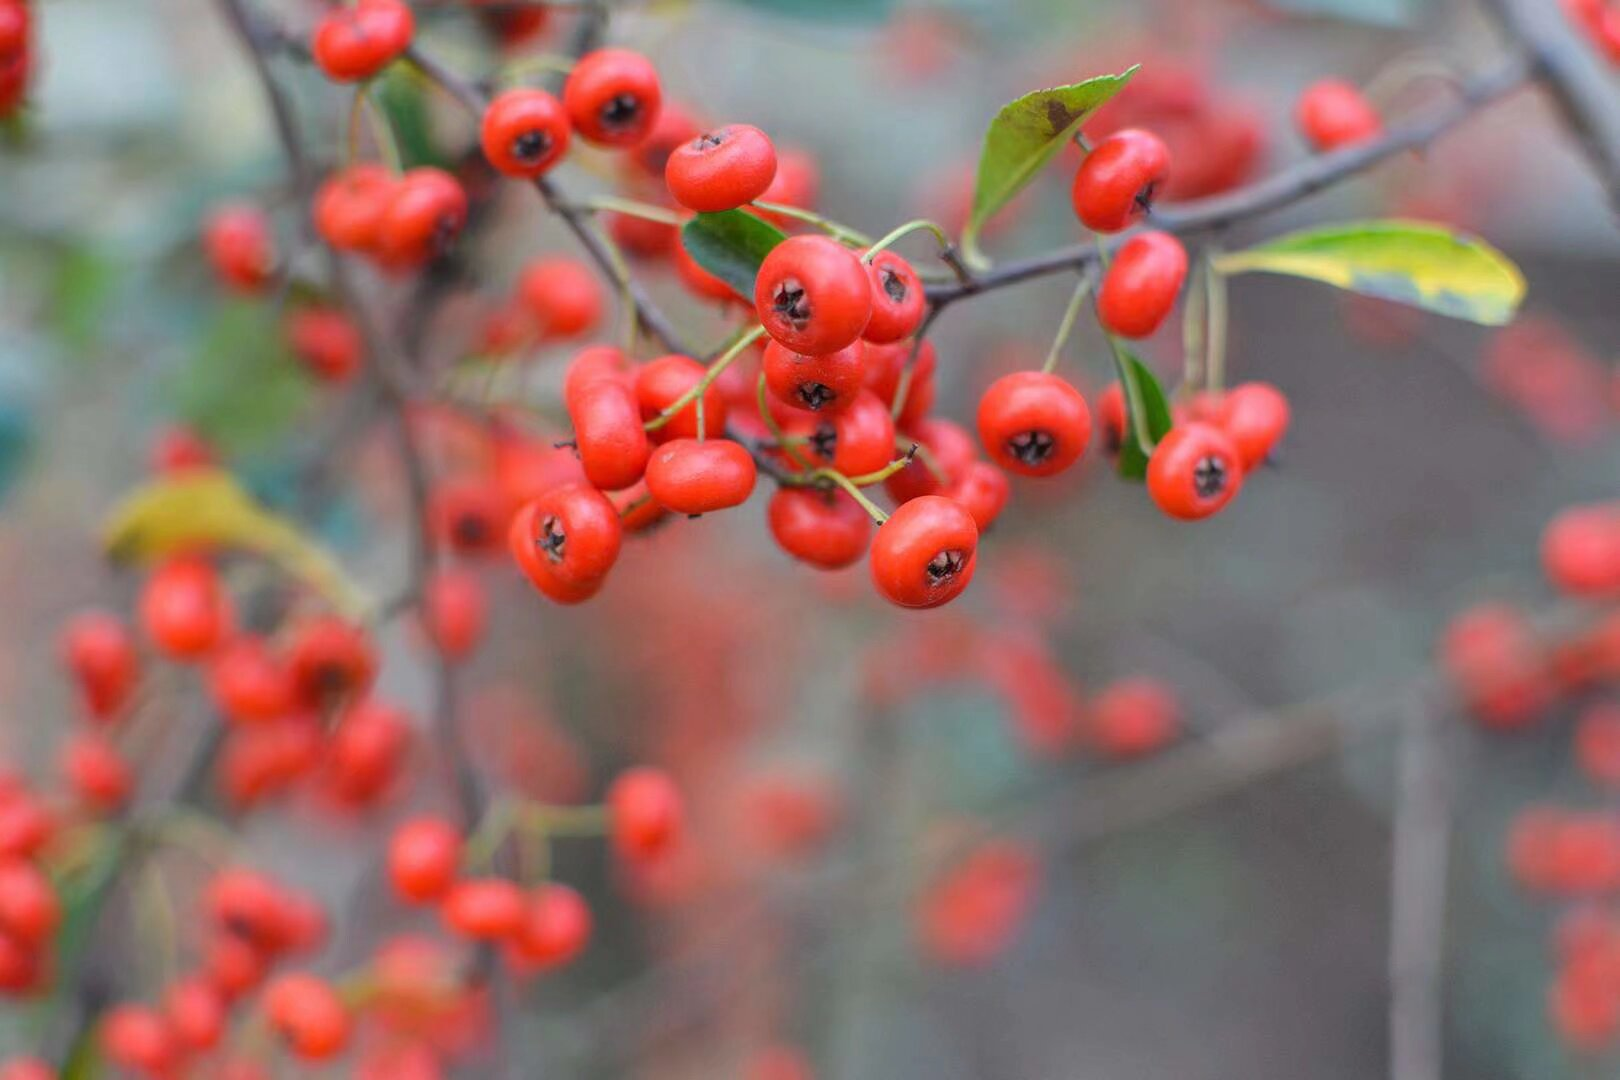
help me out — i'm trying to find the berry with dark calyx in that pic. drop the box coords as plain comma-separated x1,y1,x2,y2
870,495,979,609
1096,381,1127,461
1071,128,1171,233
428,475,509,559
755,235,873,355
635,354,727,441
481,88,571,178
1295,79,1382,151
286,616,377,712
1145,422,1243,521
975,371,1092,478
665,124,778,212
1097,231,1187,339
375,168,468,271
509,484,623,598
862,250,926,344
767,488,873,570
644,439,758,515
763,339,866,415
563,48,662,147
798,389,897,478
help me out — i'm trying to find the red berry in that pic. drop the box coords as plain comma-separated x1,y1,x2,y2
568,379,651,491
510,483,623,598
870,495,979,609
1543,503,1620,598
442,878,525,940
798,389,896,478
311,0,414,83
204,932,269,1000
1145,422,1243,521
324,699,411,806
1577,704,1620,788
204,203,275,294
389,817,464,904
1096,383,1127,460
287,306,363,383
1213,381,1290,469
1440,603,1553,731
665,124,778,212
481,88,571,178
608,768,682,860
644,438,757,515
755,236,873,356
1088,678,1181,758
863,339,937,430
0,3,30,60
518,258,603,339
563,345,633,409
100,1005,178,1076
0,860,57,945
945,461,1010,531
314,164,397,254
139,557,232,661
751,149,821,229
0,1058,53,1080
975,371,1092,478
861,250,926,344
208,637,293,726
1071,128,1171,233
148,424,217,475
764,339,866,415
768,488,873,570
1097,231,1187,339
1295,79,1382,151
428,475,509,558
375,168,468,270
563,48,662,148
507,883,592,971
59,611,139,722
264,973,350,1060
286,616,377,711
635,354,727,441
164,976,226,1052
421,568,487,660
884,417,974,505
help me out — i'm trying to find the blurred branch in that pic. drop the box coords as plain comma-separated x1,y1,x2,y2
926,54,1533,307
1388,689,1457,1080
1477,0,1620,217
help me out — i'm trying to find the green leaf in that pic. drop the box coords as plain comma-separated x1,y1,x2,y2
963,68,1138,258
1112,350,1173,482
166,300,310,455
48,244,118,358
1214,219,1525,327
720,0,897,23
681,211,788,299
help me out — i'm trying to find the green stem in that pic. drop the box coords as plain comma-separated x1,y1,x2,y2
361,83,403,175
819,470,891,524
495,53,577,85
757,371,815,473
1102,330,1158,455
522,802,610,836
582,195,684,227
750,202,872,246
1205,249,1229,393
645,326,766,434
1041,269,1095,375
461,798,517,870
862,219,953,262
1180,257,1208,398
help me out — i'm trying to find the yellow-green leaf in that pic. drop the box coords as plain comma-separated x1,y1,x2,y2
102,469,369,618
1214,220,1525,326
963,68,1138,260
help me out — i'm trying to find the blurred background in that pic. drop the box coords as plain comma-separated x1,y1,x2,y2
2,0,1620,1076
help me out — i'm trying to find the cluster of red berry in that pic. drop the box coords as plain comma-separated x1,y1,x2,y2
0,0,29,118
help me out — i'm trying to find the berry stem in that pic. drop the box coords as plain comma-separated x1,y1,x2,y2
817,469,891,525
580,195,685,227
461,797,518,870
644,325,767,433
1041,267,1096,376
749,201,872,246
887,306,942,423
1180,257,1208,399
1102,330,1158,455
360,83,403,175
821,445,915,488
495,52,578,86
1204,249,1229,393
756,370,816,473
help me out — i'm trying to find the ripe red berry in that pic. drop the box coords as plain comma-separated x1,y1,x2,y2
0,860,58,946
313,164,397,254
324,699,411,806
508,883,593,971
1145,422,1243,521
1096,382,1127,460
164,976,226,1052
311,0,414,83
945,461,1011,531
1440,603,1553,731
976,371,1092,478
863,340,938,430
421,568,487,660
636,354,727,440
0,1057,53,1080
286,616,377,711
1295,79,1382,151
563,48,663,148
0,3,31,61
509,484,623,602
870,495,979,609
862,251,926,344
208,637,293,726
481,88,571,178
428,476,509,558
389,817,464,903
0,797,52,861
1577,704,1620,788
204,203,275,294
99,1005,178,1076
768,488,873,570
442,878,525,940
1097,231,1187,339
752,148,821,228
798,389,897,478
608,768,682,860
139,557,232,661
59,611,139,722
148,424,217,475
644,438,758,515
1543,503,1620,598
0,932,39,993
764,338,866,415
1071,128,1171,233
264,973,350,1060
1088,678,1181,758
375,168,468,270
518,258,604,339
755,236,873,356
204,931,269,1001
286,306,363,383
569,379,651,491
563,345,633,409
665,124,778,212
884,417,975,505
1213,381,1290,469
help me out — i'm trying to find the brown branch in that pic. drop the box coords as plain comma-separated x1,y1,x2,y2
925,53,1534,308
